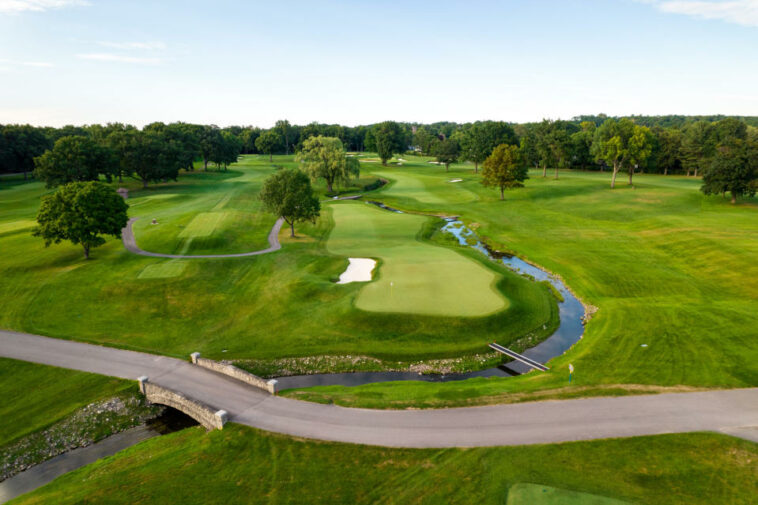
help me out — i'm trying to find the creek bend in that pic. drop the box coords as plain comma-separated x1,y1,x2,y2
274,206,585,390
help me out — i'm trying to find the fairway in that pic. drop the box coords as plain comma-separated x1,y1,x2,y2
327,202,506,316
372,168,478,204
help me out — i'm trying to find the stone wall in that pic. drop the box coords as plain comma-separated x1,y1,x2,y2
138,377,227,430
190,352,278,394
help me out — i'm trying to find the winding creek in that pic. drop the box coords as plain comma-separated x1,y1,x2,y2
274,204,586,389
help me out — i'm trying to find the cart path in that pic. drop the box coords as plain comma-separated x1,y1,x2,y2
2,330,757,448
121,217,284,259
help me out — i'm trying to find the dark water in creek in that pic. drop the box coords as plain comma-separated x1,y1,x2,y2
274,213,585,390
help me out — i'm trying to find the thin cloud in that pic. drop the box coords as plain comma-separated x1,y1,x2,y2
644,0,758,27
0,58,54,67
77,53,163,64
97,41,167,51
0,0,89,14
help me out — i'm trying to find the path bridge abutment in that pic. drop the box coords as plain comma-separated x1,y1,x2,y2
138,376,228,430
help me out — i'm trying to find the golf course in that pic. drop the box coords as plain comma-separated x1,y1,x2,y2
2,152,757,505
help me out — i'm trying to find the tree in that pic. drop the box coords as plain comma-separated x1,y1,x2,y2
33,136,116,188
570,122,595,170
701,140,757,204
433,137,460,172
198,125,223,170
413,127,437,155
259,169,320,237
653,127,683,175
481,144,528,200
681,121,715,177
459,121,518,172
591,118,654,188
110,130,183,188
372,121,405,165
519,127,540,170
0,125,51,179
33,181,129,259
212,131,242,170
297,136,359,193
275,120,295,155
255,130,283,162
535,120,556,177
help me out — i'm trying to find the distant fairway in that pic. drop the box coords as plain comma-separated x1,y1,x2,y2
372,169,477,204
327,202,506,316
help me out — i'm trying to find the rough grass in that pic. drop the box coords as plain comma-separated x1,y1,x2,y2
0,358,131,446
327,202,506,316
10,425,757,505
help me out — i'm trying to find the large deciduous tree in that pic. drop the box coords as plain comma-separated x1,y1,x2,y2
481,144,528,200
297,136,359,193
433,137,460,172
701,139,757,204
33,136,116,188
680,121,715,177
459,121,519,173
0,124,51,179
372,121,406,165
198,125,223,170
591,118,653,188
33,181,129,259
259,168,320,237
275,119,295,155
212,131,242,171
255,130,283,162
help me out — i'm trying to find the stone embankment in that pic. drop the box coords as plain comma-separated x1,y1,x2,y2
190,352,278,394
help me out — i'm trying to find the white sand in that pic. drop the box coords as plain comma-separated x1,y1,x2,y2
337,258,376,284
449,178,463,183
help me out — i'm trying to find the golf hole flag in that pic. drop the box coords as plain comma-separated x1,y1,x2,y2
568,363,574,383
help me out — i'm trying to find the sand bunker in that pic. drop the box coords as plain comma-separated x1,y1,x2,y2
449,178,463,183
337,258,376,284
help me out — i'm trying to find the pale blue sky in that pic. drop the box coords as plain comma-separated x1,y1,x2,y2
1,0,757,127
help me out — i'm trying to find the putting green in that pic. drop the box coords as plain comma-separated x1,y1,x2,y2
373,170,477,204
327,202,507,316
507,483,633,505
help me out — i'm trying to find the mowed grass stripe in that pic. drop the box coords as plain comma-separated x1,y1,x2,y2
327,202,506,317
177,212,227,238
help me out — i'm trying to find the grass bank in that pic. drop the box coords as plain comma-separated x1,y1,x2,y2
10,424,757,504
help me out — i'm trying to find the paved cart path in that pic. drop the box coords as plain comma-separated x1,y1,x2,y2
121,217,284,259
2,330,757,448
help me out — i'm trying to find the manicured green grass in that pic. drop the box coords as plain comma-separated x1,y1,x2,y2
506,483,632,505
327,202,506,316
371,167,478,204
10,425,757,505
129,156,278,255
0,156,554,362
284,158,758,406
0,358,131,446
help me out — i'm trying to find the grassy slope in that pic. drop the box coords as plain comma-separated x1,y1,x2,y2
283,157,758,407
328,201,506,316
10,425,757,505
0,358,131,446
0,156,554,361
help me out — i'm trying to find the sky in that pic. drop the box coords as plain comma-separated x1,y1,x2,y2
1,0,757,128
